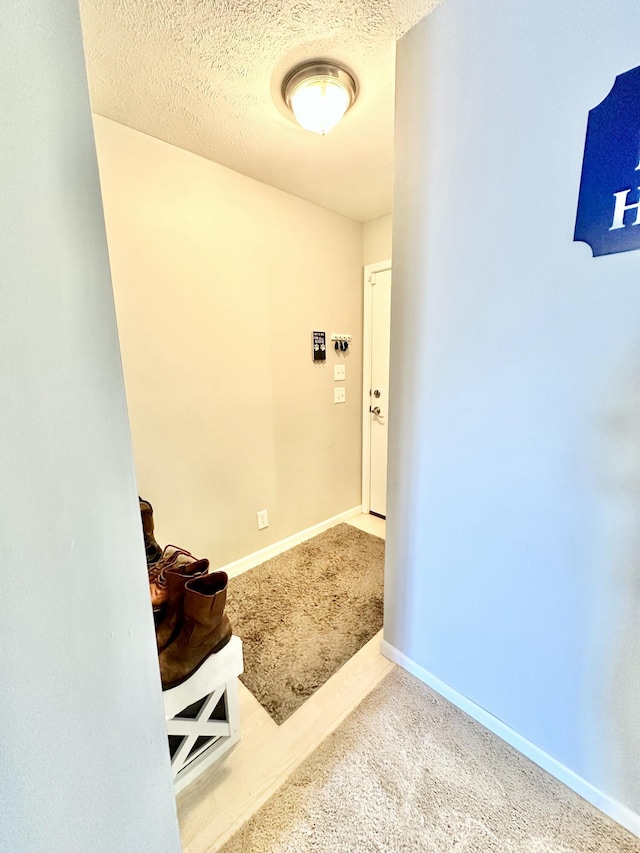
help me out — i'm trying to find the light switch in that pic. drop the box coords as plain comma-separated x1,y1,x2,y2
334,365,346,381
334,387,346,404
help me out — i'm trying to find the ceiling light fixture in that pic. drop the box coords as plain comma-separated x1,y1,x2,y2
282,61,358,135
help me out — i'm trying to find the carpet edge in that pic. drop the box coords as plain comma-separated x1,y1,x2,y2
380,639,640,840
218,506,363,579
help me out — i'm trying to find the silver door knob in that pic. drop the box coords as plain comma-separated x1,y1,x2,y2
370,406,381,416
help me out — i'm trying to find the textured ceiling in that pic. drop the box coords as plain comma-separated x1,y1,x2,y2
80,1,440,222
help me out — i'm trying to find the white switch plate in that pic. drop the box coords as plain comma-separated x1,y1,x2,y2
334,387,346,403
334,365,345,381
257,509,269,530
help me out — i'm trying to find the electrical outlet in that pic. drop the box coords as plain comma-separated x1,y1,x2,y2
334,364,345,381
257,509,269,530
334,387,346,403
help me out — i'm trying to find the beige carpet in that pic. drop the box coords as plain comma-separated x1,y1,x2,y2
220,668,640,853
226,523,385,724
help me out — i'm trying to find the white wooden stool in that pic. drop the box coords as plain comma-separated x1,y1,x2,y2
162,635,243,793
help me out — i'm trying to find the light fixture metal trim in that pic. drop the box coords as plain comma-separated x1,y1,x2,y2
282,60,358,134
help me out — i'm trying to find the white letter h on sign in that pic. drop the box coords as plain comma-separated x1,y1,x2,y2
610,187,640,230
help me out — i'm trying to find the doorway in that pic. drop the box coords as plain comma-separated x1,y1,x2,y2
362,261,392,518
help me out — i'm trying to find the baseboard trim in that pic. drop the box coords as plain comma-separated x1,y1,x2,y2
220,506,363,579
380,640,640,840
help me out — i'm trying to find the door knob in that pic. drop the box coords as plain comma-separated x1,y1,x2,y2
373,389,381,398
370,406,382,416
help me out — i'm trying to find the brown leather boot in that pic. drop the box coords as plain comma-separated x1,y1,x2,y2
148,545,206,610
155,559,210,653
139,497,162,564
159,572,232,690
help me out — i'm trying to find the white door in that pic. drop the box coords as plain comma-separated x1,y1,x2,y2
367,267,391,517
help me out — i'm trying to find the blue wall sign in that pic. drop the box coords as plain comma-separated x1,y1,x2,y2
574,64,640,258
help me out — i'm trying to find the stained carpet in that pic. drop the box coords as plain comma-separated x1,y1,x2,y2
220,668,640,853
225,523,384,724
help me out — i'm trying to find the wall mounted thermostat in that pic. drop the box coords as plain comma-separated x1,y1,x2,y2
313,331,326,361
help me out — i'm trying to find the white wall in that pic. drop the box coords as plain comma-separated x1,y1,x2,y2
363,213,392,265
386,0,640,830
93,117,364,568
0,3,180,851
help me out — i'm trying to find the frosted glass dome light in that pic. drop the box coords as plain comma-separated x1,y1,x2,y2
283,62,357,135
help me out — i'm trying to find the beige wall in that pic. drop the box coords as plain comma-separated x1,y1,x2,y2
363,213,393,265
93,116,364,568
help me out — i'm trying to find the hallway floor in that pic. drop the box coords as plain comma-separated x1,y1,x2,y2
176,512,388,853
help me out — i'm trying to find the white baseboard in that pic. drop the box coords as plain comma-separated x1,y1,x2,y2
220,506,363,579
380,640,640,840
